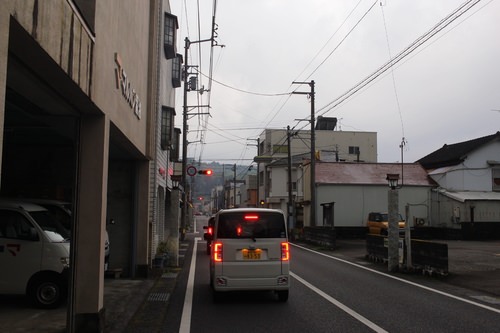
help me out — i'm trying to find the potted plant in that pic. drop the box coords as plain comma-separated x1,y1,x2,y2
153,241,169,268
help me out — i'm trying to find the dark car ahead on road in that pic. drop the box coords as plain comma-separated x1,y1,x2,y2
203,216,215,255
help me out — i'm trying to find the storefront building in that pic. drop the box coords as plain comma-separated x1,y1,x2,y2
0,1,175,330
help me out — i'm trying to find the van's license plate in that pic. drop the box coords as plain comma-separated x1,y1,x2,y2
242,249,261,260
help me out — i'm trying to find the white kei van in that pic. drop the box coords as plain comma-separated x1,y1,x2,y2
208,208,290,302
1,198,110,270
0,200,70,308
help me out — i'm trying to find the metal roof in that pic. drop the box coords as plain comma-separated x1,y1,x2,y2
315,162,435,186
438,190,500,202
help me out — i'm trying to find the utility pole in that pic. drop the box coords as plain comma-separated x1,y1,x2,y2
292,80,316,226
247,138,259,206
181,36,213,236
287,126,294,237
387,174,400,272
233,163,237,207
181,37,190,238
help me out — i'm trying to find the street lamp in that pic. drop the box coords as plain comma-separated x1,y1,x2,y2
386,173,399,189
386,173,400,272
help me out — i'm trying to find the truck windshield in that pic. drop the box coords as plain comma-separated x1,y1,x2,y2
30,210,70,242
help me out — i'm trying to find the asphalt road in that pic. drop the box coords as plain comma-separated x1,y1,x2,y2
175,217,500,333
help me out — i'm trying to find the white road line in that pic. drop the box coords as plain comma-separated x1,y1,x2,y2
292,243,500,314
291,271,388,332
179,237,200,333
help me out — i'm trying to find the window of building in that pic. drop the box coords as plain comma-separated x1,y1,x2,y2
73,0,96,34
164,13,178,59
172,128,181,161
259,141,264,155
273,145,288,154
172,54,182,88
349,146,360,155
161,107,175,150
493,168,500,191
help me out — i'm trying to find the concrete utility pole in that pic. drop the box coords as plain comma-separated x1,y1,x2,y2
287,126,294,237
233,164,236,207
246,138,259,205
387,173,400,272
181,37,190,237
181,36,213,235
292,80,316,226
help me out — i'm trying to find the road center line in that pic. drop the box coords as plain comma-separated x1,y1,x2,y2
291,243,500,314
290,271,388,332
179,237,200,333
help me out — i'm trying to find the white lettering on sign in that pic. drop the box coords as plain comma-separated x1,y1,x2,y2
114,53,142,119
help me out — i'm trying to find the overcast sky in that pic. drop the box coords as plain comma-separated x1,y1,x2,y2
171,0,500,166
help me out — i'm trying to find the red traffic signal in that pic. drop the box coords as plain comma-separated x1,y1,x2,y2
198,169,213,175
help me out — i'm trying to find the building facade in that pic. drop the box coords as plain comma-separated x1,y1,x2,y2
256,127,377,226
0,0,178,330
148,0,182,267
306,162,435,235
418,132,500,238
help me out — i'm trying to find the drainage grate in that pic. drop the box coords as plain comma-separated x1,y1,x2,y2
148,292,170,302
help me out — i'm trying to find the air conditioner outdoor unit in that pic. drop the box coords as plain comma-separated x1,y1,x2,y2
414,217,427,227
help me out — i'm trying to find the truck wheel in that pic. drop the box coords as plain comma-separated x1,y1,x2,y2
277,290,289,302
28,276,66,309
212,290,223,303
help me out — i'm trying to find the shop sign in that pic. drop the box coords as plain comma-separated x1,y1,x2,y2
114,53,142,119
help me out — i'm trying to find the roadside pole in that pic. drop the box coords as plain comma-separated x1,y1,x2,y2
387,174,400,272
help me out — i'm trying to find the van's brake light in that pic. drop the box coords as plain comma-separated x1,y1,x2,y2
244,214,259,221
281,242,290,261
213,242,223,262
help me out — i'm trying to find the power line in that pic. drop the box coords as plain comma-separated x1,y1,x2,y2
302,0,378,82
380,2,405,139
316,0,483,117
195,68,290,96
292,0,365,83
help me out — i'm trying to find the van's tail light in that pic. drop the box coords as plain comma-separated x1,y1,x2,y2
281,242,290,261
208,226,213,235
213,242,223,262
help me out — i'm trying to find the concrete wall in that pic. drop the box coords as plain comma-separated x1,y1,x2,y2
259,129,377,163
316,184,431,228
93,0,151,149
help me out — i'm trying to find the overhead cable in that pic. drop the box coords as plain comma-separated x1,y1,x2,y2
316,0,483,116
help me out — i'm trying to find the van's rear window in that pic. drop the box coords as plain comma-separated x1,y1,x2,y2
217,212,286,239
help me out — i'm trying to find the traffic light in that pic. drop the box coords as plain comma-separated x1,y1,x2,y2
198,169,213,175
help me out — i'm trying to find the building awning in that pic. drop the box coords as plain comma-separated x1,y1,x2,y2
438,190,500,203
